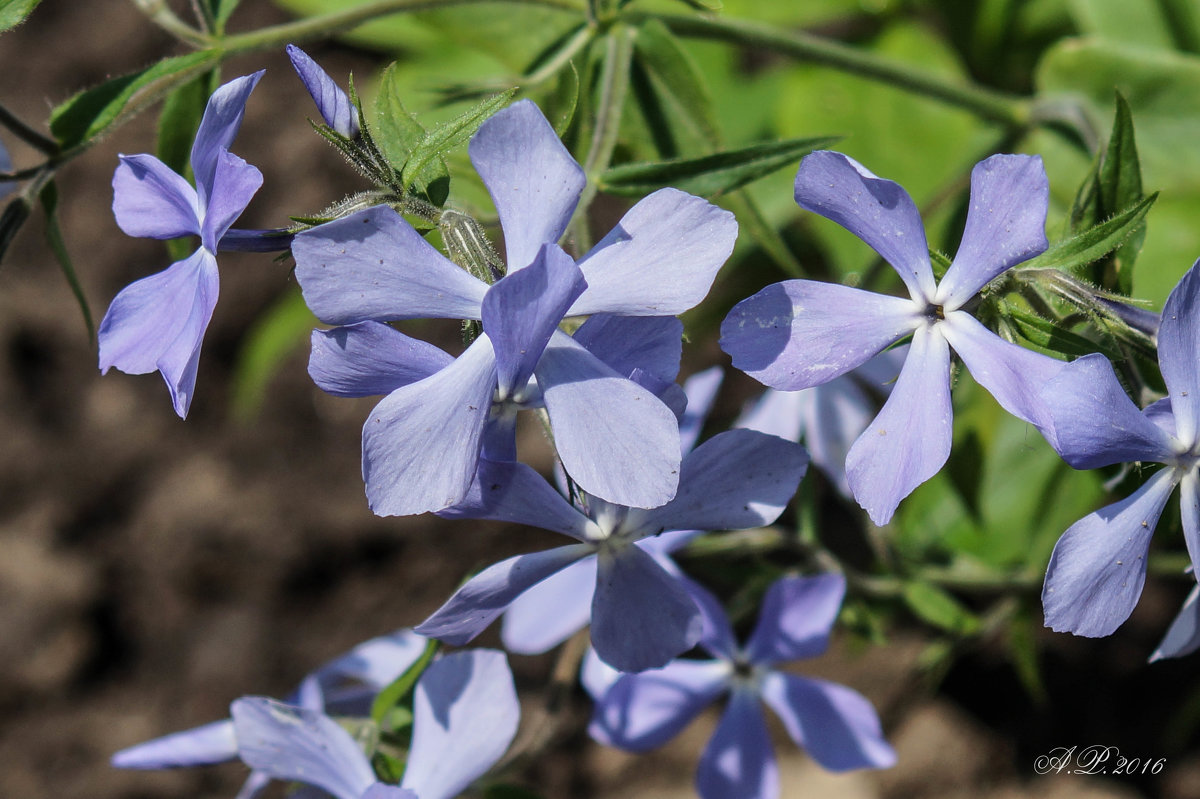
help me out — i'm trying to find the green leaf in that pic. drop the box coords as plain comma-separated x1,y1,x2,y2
210,0,242,30
547,60,580,137
403,89,517,192
632,17,721,151
1021,193,1157,274
1002,305,1116,360
0,0,41,32
901,581,982,636
599,135,839,197
373,62,426,172
1098,93,1145,293
39,181,94,341
50,50,221,151
230,290,318,420
371,637,440,726
1006,607,1046,704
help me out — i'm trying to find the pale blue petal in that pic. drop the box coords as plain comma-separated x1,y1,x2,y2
111,154,199,240
803,379,875,498
437,458,596,541
315,628,428,693
735,388,805,442
680,367,725,453
401,650,519,799
572,314,683,386
720,280,918,390
363,786,417,799
286,45,358,137
200,149,263,252
233,770,272,799
846,324,952,526
936,155,1048,308
1150,583,1200,661
759,672,896,771
1182,471,1200,582
309,323,454,398
191,72,263,207
696,689,778,799
683,576,737,660
293,206,487,325
1043,467,1179,637
469,99,584,272
746,574,846,665
111,719,237,769
501,554,598,654
569,188,737,316
1158,259,1200,444
795,150,934,301
588,659,729,750
581,647,622,700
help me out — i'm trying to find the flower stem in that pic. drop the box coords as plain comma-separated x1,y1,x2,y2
0,103,59,156
128,0,214,48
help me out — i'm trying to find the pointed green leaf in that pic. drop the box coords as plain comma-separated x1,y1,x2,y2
598,134,840,197
373,62,427,171
209,0,242,30
403,88,517,191
548,60,580,137
1021,193,1157,275
1098,93,1145,293
50,50,221,151
1002,305,1119,360
633,17,721,150
39,181,94,341
901,581,982,636
0,0,41,32
371,636,440,725
1006,607,1046,704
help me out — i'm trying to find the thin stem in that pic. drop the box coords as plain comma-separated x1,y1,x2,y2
129,0,213,47
0,103,59,156
629,11,1032,130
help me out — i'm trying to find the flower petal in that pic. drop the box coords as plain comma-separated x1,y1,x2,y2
314,628,429,694
415,544,594,645
1150,583,1200,662
482,244,586,398
98,248,218,419
310,322,454,398
846,324,952,526
537,332,681,509
230,697,375,799
625,429,808,538
1158,259,1200,444
191,72,263,206
469,99,584,272
1042,467,1179,637
200,149,263,251
286,44,358,137
293,206,488,325
745,574,846,665
111,719,238,769
501,554,598,654
111,153,199,240
683,576,738,660
572,313,684,386
795,150,934,301
568,188,737,316
401,650,520,799
720,280,918,391
591,543,703,672
680,367,725,453
936,154,1049,308
1182,470,1200,580
940,310,1064,430
362,337,496,516
696,690,779,799
588,658,729,750
759,672,896,772
1038,353,1176,469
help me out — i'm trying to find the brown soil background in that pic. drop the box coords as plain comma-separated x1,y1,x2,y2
1,2,1199,798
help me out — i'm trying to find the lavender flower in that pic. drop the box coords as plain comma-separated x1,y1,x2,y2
1040,259,1200,637
231,649,519,799
294,99,736,515
588,575,895,799
722,150,1062,525
287,44,359,138
99,72,264,418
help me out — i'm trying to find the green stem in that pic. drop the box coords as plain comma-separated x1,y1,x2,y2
129,0,214,48
0,103,59,156
629,11,1032,129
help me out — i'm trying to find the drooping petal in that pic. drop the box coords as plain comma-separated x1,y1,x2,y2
936,154,1049,308
568,188,737,316
683,576,738,660
98,248,219,419
1038,353,1177,469
759,672,896,772
940,310,1064,431
1182,470,1200,578
1042,467,1179,637
625,429,808,538
572,313,684,386
795,150,934,301
191,72,263,207
745,574,846,665
437,458,597,541
1158,259,1200,445
293,206,488,325
537,332,681,509
845,324,952,526
309,323,454,398
1150,583,1200,661
230,697,375,799
591,543,703,672
680,367,725,453
401,650,520,799
501,554,598,654
469,99,584,272
314,628,429,693
111,153,200,240
286,44,359,138
362,337,497,516
482,244,585,399
415,544,594,645
200,149,263,252
588,658,730,750
111,719,238,769
695,689,779,799
720,280,918,391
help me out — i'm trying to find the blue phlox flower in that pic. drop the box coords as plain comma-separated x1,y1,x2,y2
230,649,519,799
721,150,1063,525
414,421,808,673
293,99,736,515
286,44,359,138
99,72,266,418
1151,579,1200,661
587,574,895,799
1039,259,1200,637
111,628,427,798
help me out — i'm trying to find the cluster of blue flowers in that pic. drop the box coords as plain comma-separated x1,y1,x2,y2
99,45,1200,799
